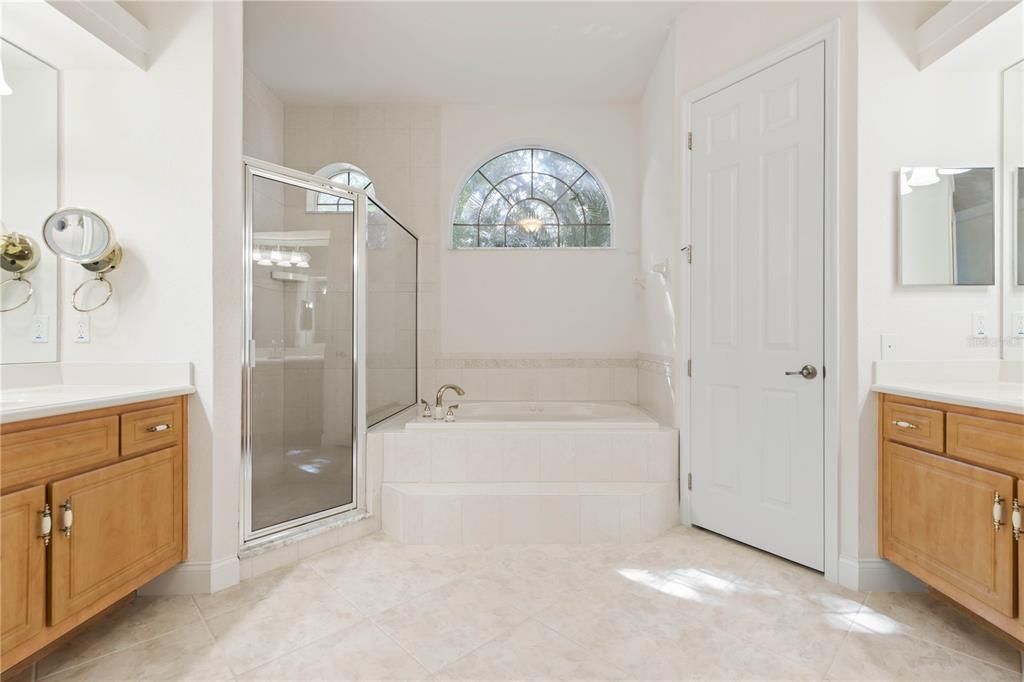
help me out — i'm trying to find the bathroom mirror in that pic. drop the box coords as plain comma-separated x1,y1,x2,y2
899,167,995,285
1,40,60,364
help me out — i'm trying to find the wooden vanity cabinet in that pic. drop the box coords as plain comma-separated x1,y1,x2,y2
0,396,188,674
878,393,1024,645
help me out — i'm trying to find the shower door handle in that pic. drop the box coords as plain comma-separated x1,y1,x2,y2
248,339,256,369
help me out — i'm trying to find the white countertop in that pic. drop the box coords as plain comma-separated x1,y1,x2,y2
0,362,194,424
871,361,1024,415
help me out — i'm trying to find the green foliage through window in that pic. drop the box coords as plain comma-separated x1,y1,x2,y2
452,148,612,248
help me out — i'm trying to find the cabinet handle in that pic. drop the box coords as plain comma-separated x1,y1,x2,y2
994,492,1004,531
60,498,73,537
892,420,917,430
1013,499,1021,541
146,423,171,433
39,504,52,546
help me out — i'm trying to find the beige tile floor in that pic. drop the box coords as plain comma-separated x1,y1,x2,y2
12,526,1021,682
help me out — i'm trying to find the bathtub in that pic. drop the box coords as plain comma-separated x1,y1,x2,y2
405,400,659,430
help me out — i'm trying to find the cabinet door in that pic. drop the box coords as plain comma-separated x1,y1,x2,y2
49,447,182,625
882,441,1015,616
1,485,47,654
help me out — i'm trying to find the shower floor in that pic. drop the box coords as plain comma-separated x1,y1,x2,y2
251,444,354,531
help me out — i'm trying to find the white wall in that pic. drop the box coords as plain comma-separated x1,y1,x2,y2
281,103,643,403
54,1,243,592
855,0,1002,559
637,33,679,424
439,104,642,357
243,68,284,164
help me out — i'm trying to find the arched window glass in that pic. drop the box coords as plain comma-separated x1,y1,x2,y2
452,148,612,248
306,162,376,213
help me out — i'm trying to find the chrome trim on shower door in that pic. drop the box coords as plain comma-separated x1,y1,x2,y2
241,158,364,545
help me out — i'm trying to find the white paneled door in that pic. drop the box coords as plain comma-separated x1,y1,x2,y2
690,43,825,570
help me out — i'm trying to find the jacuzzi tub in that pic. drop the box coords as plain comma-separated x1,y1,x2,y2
405,400,659,430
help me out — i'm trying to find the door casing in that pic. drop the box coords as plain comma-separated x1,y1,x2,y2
678,21,841,584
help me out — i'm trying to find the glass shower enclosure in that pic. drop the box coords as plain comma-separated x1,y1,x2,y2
242,159,417,542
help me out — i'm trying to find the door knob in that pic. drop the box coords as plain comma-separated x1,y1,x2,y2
785,364,818,380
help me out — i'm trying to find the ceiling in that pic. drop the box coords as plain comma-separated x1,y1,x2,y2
243,2,686,104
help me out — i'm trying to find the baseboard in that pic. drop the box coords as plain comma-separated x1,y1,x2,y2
138,556,241,596
837,555,926,593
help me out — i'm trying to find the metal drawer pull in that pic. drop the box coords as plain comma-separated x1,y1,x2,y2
1013,499,1021,541
39,504,52,546
146,423,171,433
994,493,1004,531
892,420,918,430
60,499,73,537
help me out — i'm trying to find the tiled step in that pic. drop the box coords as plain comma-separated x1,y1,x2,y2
382,481,678,545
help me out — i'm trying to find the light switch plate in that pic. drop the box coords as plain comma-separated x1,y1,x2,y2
31,315,49,343
881,334,898,360
74,316,90,343
972,311,987,338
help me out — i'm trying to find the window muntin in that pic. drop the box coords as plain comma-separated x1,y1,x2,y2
307,163,375,213
452,148,611,248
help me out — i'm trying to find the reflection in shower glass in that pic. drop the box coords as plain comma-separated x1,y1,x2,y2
366,199,418,425
249,175,355,533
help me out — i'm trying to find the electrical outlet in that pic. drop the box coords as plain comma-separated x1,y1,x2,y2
31,315,49,343
1013,312,1024,337
880,334,898,360
74,316,90,343
972,311,988,338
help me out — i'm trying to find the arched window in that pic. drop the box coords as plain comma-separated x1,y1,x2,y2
452,148,612,248
306,162,376,213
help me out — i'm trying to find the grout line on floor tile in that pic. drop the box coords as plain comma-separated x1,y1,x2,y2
35,598,209,681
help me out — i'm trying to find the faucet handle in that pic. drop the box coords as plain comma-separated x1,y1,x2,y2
444,404,459,423
419,399,433,419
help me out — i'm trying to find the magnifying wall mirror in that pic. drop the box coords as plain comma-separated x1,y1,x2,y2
899,167,995,285
42,208,123,312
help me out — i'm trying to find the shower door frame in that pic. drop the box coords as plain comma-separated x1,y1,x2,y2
241,157,368,544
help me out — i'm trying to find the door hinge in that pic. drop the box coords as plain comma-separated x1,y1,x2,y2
687,132,693,151
687,359,692,377
687,473,692,490
681,245,692,263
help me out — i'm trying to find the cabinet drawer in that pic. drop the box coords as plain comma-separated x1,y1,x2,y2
120,401,182,457
947,412,1024,473
1,417,119,493
881,441,1015,617
883,401,944,452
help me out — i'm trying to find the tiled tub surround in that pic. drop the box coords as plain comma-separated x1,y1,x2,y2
422,355,639,403
374,409,679,545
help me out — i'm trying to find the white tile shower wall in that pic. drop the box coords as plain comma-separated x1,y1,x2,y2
283,104,442,398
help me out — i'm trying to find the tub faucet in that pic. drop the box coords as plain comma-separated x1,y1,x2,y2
435,384,465,410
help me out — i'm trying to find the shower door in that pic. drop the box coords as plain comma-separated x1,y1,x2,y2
242,159,366,541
